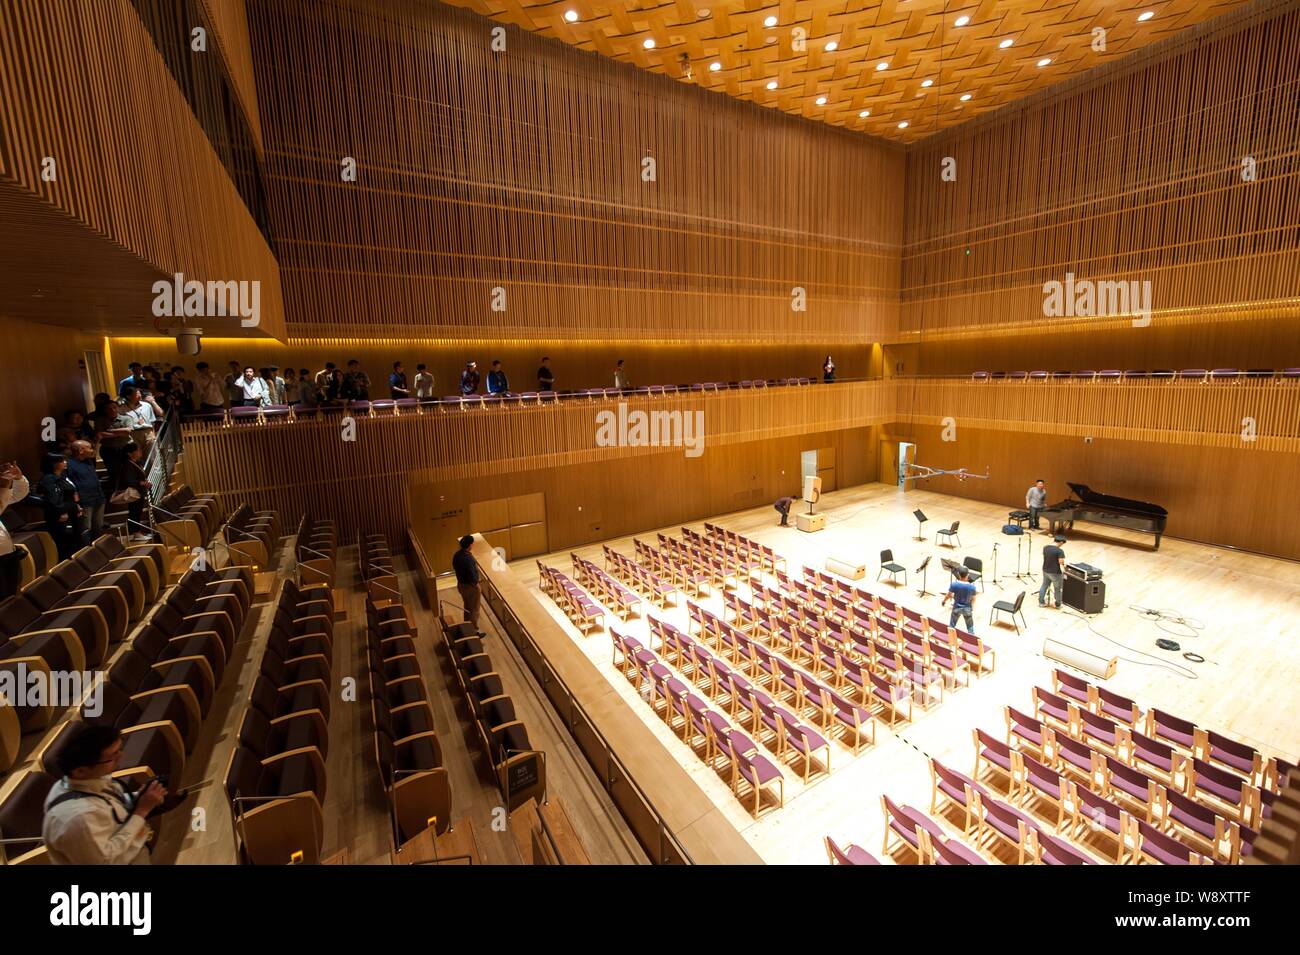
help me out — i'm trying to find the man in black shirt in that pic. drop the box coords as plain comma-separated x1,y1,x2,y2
452,535,485,635
1038,536,1066,608
538,357,555,392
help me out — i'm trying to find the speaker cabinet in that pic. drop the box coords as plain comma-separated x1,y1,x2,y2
825,556,865,580
1063,575,1105,613
803,475,822,504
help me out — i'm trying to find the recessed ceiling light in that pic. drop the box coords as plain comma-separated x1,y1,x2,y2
767,80,777,90
959,93,972,101
1037,57,1051,67
709,61,721,71
643,38,655,49
955,15,970,27
764,15,777,27
921,79,933,88
898,121,909,129
859,109,870,117
1138,10,1154,21
816,95,827,105
825,40,838,51
876,61,888,71
564,9,578,23
999,38,1014,49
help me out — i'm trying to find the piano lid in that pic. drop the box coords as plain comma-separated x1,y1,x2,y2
1067,482,1168,517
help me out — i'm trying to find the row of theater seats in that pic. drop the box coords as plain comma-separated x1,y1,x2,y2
438,612,546,813
360,532,399,601
225,579,334,864
294,515,337,588
0,511,57,592
154,484,222,552
0,562,255,864
366,591,453,848
1,536,169,759
970,368,1300,382
221,503,280,571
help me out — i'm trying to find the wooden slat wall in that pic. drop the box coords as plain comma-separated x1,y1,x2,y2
198,0,265,156
900,1,1300,340
244,0,902,343
0,0,285,338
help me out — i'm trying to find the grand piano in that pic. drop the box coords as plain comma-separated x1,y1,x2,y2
1042,482,1168,549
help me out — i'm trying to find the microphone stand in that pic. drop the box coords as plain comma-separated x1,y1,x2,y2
990,542,1004,590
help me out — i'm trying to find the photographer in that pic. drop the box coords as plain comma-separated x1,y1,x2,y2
42,725,169,865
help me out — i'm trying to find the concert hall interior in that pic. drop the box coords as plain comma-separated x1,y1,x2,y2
0,0,1297,873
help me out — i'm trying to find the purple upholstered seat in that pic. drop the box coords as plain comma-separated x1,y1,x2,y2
1149,708,1195,749
1135,819,1198,864
934,838,987,865
1038,831,1093,864
1209,368,1240,381
1123,369,1148,379
826,836,880,865
1028,370,1049,380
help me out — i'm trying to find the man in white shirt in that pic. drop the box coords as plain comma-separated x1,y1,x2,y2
0,462,30,598
234,366,269,407
42,725,167,865
194,361,226,412
117,387,157,456
414,363,434,400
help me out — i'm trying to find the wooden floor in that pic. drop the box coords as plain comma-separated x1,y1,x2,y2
508,481,1300,865
163,543,645,864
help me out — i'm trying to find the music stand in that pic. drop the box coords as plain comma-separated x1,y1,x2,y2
1014,528,1038,582
915,555,933,597
912,510,928,542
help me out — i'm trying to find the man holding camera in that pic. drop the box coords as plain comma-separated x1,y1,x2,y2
42,725,169,865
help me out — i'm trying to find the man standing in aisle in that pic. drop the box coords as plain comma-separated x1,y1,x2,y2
1026,478,1048,530
452,535,485,637
942,566,978,634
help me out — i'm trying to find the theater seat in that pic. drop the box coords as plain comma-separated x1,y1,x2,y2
238,706,329,762
0,771,56,864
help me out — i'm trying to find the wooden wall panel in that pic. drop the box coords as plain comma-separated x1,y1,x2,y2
0,0,285,338
245,0,902,343
108,337,871,395
197,0,264,155
0,318,101,477
900,2,1300,345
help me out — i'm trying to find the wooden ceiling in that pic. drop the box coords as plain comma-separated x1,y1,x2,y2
442,0,1253,142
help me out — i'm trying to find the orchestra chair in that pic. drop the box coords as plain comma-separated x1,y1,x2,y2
990,592,1027,634
936,521,961,548
878,550,907,587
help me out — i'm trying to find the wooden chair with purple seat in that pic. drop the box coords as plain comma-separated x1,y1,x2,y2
824,835,880,865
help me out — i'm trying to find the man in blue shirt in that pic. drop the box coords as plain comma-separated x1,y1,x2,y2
66,440,106,543
118,363,146,397
389,361,409,399
486,360,509,395
942,566,978,633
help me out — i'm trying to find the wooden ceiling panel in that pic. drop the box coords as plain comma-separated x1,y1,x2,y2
440,0,1254,141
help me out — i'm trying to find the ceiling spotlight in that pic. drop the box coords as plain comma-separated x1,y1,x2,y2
999,38,1014,49
643,37,656,49
897,121,909,129
816,95,827,105
876,61,888,71
1138,10,1155,21
859,109,870,117
564,9,578,23
709,61,721,71
1037,57,1051,67
959,93,972,101
764,15,777,27
767,80,778,90
921,79,933,88
955,15,970,27
825,40,838,51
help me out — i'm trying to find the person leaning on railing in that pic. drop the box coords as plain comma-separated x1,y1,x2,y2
0,462,30,599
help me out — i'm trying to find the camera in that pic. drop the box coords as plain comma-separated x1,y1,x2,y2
176,329,203,355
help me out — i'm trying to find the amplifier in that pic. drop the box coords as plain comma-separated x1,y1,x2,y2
1063,575,1105,613
1065,562,1103,581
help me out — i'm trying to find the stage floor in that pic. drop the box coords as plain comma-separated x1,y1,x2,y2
514,481,1300,864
